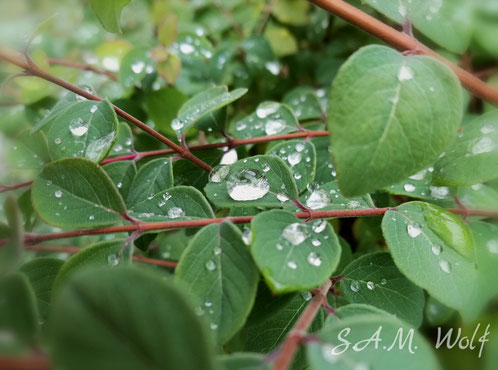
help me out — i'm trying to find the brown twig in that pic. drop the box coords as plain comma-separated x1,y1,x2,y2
25,245,178,268
2,207,497,247
273,279,332,370
0,50,212,172
48,58,118,81
308,0,498,105
0,180,33,193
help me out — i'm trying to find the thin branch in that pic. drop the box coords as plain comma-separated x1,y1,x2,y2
256,0,277,34
2,207,497,247
101,130,329,164
273,279,332,370
0,131,329,192
48,58,118,81
25,245,178,268
308,0,498,105
0,49,212,172
0,354,50,370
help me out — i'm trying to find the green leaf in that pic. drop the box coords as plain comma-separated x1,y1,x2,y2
218,353,270,370
364,0,473,53
230,101,300,139
172,86,247,137
340,252,425,327
32,158,126,228
51,267,217,370
382,201,478,319
119,47,156,89
328,45,463,197
173,148,224,191
425,296,455,326
144,87,188,135
90,0,131,33
126,158,173,207
454,184,498,211
299,181,373,211
266,139,316,193
53,240,131,292
109,122,134,157
264,24,298,58
173,32,214,61
240,36,276,76
273,0,310,26
47,99,119,163
283,87,324,121
0,197,23,275
306,313,440,370
0,273,39,346
433,111,498,186
251,210,341,293
157,53,182,85
158,14,178,47
103,161,137,201
19,257,64,320
7,129,50,170
129,186,214,223
175,222,259,344
471,221,498,304
311,134,336,184
204,155,298,208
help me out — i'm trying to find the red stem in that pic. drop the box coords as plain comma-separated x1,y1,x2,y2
273,279,332,370
309,0,498,105
48,58,118,81
2,208,496,247
0,50,212,172
25,245,178,268
0,180,33,193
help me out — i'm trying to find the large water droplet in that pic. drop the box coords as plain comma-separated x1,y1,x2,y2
265,119,286,135
276,193,289,202
209,165,230,183
481,123,496,135
171,118,183,131
350,280,360,292
407,224,422,238
439,259,451,273
398,66,414,82
306,189,331,210
282,223,308,245
429,186,449,199
471,137,495,154
168,207,184,219
312,219,327,233
242,228,252,245
366,281,375,290
256,102,280,118
287,152,302,166
307,252,322,266
205,260,216,271
227,170,270,201
131,60,145,74
487,240,498,254
107,254,119,266
69,118,89,137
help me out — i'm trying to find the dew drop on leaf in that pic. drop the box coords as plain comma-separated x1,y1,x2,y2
168,207,184,219
487,240,498,254
307,252,322,267
403,183,415,192
366,281,375,290
69,118,89,136
256,101,280,118
380,278,387,285
312,219,327,233
350,280,360,292
282,223,308,245
439,259,452,273
265,119,286,135
287,151,302,166
431,245,442,256
227,169,270,201
311,239,321,247
209,165,230,183
398,65,414,82
407,224,422,238
205,260,216,271
107,254,119,266
287,261,298,269
54,190,63,198
306,189,331,210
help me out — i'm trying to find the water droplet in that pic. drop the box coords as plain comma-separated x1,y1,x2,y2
227,170,270,201
256,101,280,118
242,228,252,245
276,243,284,251
89,215,95,220
168,207,184,219
301,291,312,301
380,278,387,285
265,61,281,75
404,183,416,192
439,259,451,273
481,123,496,135
306,189,331,210
294,172,302,180
366,281,375,290
347,200,361,209
307,252,322,266
431,245,441,256
171,118,183,131
107,254,119,266
69,118,89,136
90,105,98,113
398,2,407,17
205,260,216,271
487,240,498,254
54,138,62,144
213,247,222,256
116,182,123,188
54,190,63,198
282,223,308,245
429,186,449,199
407,224,422,238
162,192,172,201
204,300,212,307
209,322,218,330
209,165,230,183
398,65,414,82
235,121,247,131
312,219,327,233
195,306,205,316
276,193,289,202
350,280,360,292
471,137,495,154
295,143,305,152
287,152,302,166
262,164,271,172
131,60,145,74
287,261,298,269
312,239,321,247
409,169,427,180
180,43,195,54
265,119,286,135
